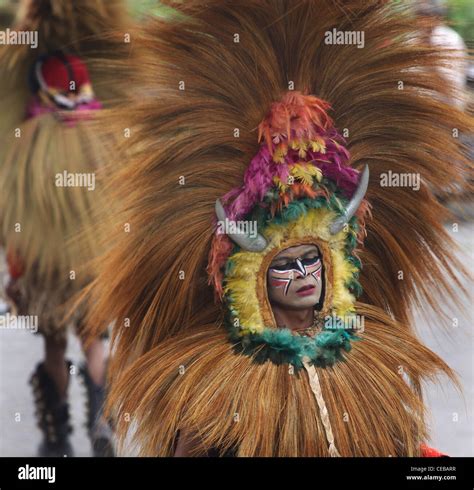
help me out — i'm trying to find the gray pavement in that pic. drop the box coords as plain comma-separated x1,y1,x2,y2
0,329,92,457
414,217,474,456
0,221,472,457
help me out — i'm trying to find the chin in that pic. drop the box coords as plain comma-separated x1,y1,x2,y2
289,295,320,308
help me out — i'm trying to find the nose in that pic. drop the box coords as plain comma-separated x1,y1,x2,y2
295,259,307,278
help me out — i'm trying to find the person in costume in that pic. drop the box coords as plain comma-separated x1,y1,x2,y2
83,0,472,456
414,0,467,111
0,0,130,457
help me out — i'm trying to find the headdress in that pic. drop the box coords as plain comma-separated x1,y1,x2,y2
33,53,95,110
208,91,370,367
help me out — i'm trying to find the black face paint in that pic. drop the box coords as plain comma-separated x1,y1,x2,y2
270,256,322,296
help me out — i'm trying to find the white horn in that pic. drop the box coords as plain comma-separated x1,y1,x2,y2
215,199,267,252
329,165,369,235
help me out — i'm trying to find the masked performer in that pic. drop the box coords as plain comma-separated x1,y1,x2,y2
0,0,130,457
84,0,472,456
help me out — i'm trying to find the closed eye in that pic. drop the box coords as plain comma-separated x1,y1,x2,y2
270,263,292,271
301,256,320,266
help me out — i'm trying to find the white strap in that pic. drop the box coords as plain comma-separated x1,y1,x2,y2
302,357,340,457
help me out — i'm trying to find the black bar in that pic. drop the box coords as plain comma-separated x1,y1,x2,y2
0,457,471,489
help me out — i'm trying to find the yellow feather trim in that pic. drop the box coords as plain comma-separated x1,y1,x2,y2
224,208,357,334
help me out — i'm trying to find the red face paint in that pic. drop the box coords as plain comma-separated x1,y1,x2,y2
270,257,321,296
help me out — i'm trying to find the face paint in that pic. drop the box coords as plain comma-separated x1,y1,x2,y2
269,257,322,295
267,245,323,310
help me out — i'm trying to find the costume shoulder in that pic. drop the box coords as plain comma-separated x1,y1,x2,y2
108,306,454,456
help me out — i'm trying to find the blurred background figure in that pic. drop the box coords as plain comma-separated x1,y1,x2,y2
415,0,468,109
0,0,131,457
413,0,473,208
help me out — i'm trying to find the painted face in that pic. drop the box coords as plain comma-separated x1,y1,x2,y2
267,244,323,310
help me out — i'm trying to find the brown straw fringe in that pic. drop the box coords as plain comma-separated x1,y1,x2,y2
106,305,457,457
74,0,471,454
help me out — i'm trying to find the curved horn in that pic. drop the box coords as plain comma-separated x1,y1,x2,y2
329,165,369,235
215,199,267,252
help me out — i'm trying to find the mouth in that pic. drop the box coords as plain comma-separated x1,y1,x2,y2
296,284,316,296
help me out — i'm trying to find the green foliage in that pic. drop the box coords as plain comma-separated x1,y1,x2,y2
127,0,177,18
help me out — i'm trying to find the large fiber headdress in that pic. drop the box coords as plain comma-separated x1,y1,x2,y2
82,0,472,456
208,91,370,366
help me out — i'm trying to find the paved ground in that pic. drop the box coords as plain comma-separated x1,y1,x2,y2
0,328,92,457
414,218,473,456
0,219,472,457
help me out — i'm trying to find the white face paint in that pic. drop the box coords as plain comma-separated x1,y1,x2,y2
267,244,323,310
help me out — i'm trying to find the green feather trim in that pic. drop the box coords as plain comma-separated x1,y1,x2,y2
226,196,364,367
228,317,358,369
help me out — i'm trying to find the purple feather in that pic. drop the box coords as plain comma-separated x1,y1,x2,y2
222,128,359,219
